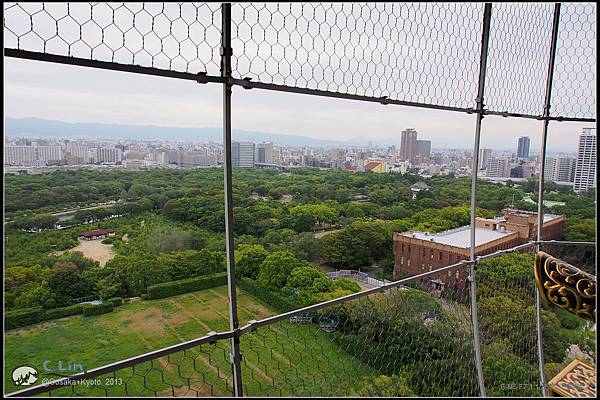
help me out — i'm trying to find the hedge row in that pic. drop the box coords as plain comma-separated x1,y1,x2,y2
5,307,44,330
82,303,114,316
44,304,84,320
237,278,298,312
108,297,123,307
146,272,228,300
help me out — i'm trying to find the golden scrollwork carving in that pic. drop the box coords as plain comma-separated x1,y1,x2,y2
534,251,596,323
548,359,597,398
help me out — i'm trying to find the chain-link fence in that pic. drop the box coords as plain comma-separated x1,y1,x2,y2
3,2,597,398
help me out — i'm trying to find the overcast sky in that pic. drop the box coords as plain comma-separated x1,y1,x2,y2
4,57,592,153
3,3,595,153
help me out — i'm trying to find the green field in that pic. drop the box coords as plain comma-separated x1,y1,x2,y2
5,286,375,396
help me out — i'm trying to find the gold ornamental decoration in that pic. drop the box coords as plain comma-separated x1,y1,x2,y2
548,359,597,398
534,251,596,323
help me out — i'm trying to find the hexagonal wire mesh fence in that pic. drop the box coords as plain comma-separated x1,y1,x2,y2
2,2,597,398
7,332,236,397
551,2,596,120
3,2,596,120
230,3,484,109
474,242,543,397
3,2,222,75
484,3,555,117
237,261,479,397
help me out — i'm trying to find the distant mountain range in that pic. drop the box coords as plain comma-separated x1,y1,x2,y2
5,117,364,147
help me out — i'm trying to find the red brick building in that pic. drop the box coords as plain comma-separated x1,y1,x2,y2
393,209,565,289
79,229,115,241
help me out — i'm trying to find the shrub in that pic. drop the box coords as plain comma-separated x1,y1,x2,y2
108,297,123,307
44,304,84,320
101,238,113,244
82,302,114,316
238,278,298,312
146,272,228,300
5,307,44,329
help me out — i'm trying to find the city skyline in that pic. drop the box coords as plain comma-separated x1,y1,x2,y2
4,57,593,153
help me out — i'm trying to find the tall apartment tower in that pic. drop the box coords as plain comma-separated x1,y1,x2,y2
36,146,63,163
400,128,418,163
544,157,576,183
573,129,596,193
479,148,492,170
486,158,510,178
517,136,530,159
232,141,255,168
96,147,122,163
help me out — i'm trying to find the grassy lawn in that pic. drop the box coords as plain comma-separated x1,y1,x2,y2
5,286,376,396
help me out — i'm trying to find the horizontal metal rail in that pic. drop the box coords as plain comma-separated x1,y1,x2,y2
239,259,474,335
475,241,538,261
4,49,595,124
536,240,596,246
4,49,225,85
6,330,235,397
482,109,596,123
230,77,477,114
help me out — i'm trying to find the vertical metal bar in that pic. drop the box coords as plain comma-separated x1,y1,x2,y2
469,4,492,397
220,3,243,397
535,4,561,397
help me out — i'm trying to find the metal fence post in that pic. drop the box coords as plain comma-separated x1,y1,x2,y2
535,4,561,397
220,3,244,397
469,3,492,397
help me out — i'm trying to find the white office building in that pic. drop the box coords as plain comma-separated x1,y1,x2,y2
573,129,596,193
232,142,255,168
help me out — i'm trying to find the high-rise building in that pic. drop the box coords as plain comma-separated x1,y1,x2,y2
65,144,90,164
416,140,431,159
573,129,596,193
517,136,530,159
96,147,122,163
255,142,274,164
181,152,218,167
487,158,509,177
478,148,492,170
544,157,576,183
232,141,255,168
400,128,418,163
35,146,63,163
4,145,36,165
510,166,525,178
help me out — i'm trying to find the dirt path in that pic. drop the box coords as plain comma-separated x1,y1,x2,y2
53,238,115,267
